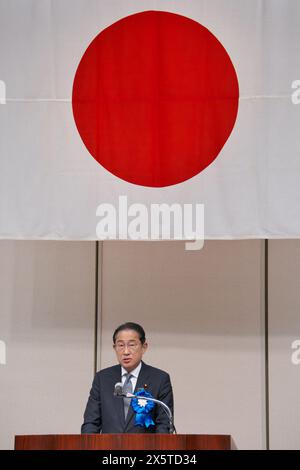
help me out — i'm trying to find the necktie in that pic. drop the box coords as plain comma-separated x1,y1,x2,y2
123,373,133,419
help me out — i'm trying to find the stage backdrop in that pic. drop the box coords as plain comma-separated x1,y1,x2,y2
0,0,300,240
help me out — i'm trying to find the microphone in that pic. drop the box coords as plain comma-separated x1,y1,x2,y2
113,383,176,434
114,382,124,397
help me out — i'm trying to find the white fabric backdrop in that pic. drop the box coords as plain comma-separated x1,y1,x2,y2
0,0,299,239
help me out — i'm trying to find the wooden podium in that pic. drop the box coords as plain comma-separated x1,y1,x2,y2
15,434,231,450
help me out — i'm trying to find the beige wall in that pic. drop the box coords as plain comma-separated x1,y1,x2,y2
100,240,265,449
269,240,300,450
1,239,300,449
0,241,95,450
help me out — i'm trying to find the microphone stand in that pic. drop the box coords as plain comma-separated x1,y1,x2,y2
123,392,176,434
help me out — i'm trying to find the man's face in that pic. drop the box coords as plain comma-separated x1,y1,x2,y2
114,329,148,372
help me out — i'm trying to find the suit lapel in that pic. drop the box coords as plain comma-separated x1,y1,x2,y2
124,362,151,431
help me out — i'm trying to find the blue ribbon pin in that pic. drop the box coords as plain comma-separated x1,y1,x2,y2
131,388,155,428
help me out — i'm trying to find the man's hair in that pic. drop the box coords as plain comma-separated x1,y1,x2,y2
113,322,146,344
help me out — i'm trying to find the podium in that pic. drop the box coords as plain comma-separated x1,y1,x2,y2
15,434,231,450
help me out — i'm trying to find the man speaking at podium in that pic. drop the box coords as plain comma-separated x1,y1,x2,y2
81,322,174,434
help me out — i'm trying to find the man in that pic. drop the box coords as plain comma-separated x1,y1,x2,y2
81,322,174,433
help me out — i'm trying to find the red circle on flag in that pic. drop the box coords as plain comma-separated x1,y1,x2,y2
72,10,239,187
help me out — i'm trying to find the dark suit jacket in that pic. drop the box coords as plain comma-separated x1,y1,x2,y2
81,361,174,434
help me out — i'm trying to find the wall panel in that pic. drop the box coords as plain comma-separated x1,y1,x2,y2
99,240,265,449
0,241,95,449
269,240,300,449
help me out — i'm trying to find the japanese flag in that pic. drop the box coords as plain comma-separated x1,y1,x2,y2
0,0,299,240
